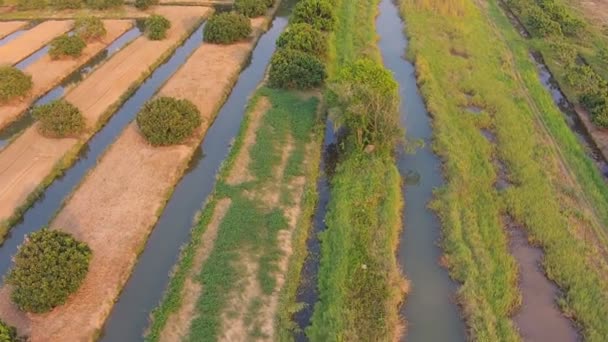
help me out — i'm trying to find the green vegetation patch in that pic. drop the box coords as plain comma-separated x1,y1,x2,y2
49,34,87,59
268,48,326,90
134,0,156,10
49,0,82,9
74,16,106,42
203,12,252,44
136,97,201,146
7,229,91,314
235,0,268,18
33,99,85,138
85,0,121,9
145,15,171,41
290,0,335,31
0,66,32,104
0,320,17,342
276,23,328,59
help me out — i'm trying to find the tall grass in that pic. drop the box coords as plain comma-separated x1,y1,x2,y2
400,0,608,340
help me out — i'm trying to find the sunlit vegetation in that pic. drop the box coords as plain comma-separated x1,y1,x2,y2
306,0,405,340
7,229,91,313
235,0,271,18
136,97,201,146
203,12,252,44
33,99,85,138
290,0,335,31
49,34,87,59
134,0,155,9
0,66,32,103
145,14,171,41
0,320,17,342
74,16,106,42
401,0,608,340
15,0,121,9
276,23,328,59
268,48,326,89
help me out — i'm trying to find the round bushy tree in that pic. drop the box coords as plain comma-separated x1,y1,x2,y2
0,320,17,342
0,66,32,104
85,0,121,9
74,16,106,42
134,0,156,10
268,48,326,89
290,0,335,31
145,14,171,40
235,0,266,17
49,34,87,59
7,229,92,314
136,97,201,146
33,99,85,138
203,12,251,44
276,23,327,58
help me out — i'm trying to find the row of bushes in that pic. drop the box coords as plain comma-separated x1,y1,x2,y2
267,0,334,90
506,0,585,37
234,0,273,18
0,66,32,104
17,0,122,10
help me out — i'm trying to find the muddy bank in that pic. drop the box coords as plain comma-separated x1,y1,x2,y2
0,21,27,40
0,20,133,131
0,20,72,65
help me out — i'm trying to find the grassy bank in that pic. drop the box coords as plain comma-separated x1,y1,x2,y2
306,0,405,340
400,0,608,340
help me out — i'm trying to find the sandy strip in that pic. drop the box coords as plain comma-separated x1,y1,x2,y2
0,16,268,341
0,20,73,65
0,7,210,226
0,20,133,130
0,21,27,39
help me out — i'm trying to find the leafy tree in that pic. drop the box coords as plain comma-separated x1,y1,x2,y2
49,34,87,59
145,15,171,40
74,16,106,42
33,99,85,138
268,48,326,89
276,23,327,58
290,0,335,31
235,0,266,17
16,0,46,10
136,97,201,146
7,229,91,314
0,66,32,104
329,59,402,151
50,0,82,9
0,320,17,342
203,12,252,44
85,0,121,9
134,0,156,10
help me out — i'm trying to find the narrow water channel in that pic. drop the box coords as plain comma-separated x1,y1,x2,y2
376,0,466,340
0,23,207,278
99,2,296,340
0,21,37,47
0,26,141,149
292,119,338,341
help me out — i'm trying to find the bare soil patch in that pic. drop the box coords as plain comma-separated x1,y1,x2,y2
227,97,271,185
0,14,268,340
0,20,72,65
159,198,231,342
0,21,26,39
0,20,133,130
572,0,608,25
0,7,209,224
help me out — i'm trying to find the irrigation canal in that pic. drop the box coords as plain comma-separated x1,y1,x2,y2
0,22,206,280
100,1,296,340
376,0,466,340
0,25,142,149
0,21,37,47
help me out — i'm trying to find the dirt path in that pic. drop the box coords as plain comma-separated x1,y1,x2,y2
0,20,72,65
0,7,209,226
0,21,26,39
0,15,268,341
0,20,133,130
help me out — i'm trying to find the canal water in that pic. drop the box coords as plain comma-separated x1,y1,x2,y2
99,2,296,340
0,26,142,149
0,23,207,279
0,21,38,47
376,0,466,340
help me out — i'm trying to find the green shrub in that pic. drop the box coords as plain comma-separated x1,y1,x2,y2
16,0,46,9
145,15,171,40
74,17,106,42
33,99,85,138
268,48,326,89
276,23,327,58
50,0,82,9
0,66,32,104
290,0,335,31
329,58,401,150
136,97,201,146
49,34,87,59
7,229,91,314
235,0,266,17
0,320,16,342
85,0,121,9
203,12,252,44
134,0,156,10
524,6,562,37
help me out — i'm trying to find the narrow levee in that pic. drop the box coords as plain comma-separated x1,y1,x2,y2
376,0,466,340
0,22,31,45
0,26,141,149
292,119,338,340
99,3,295,340
0,22,206,279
